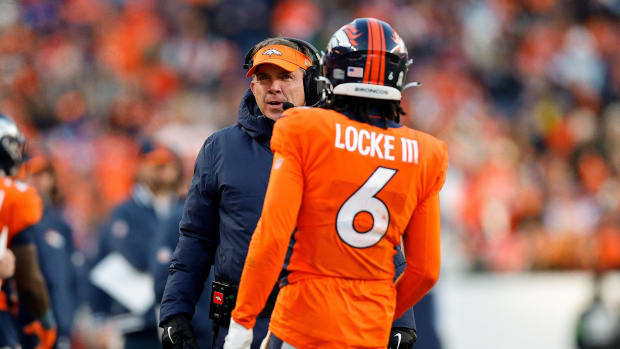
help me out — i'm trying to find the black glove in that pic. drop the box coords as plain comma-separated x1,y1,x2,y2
161,314,198,349
388,327,417,349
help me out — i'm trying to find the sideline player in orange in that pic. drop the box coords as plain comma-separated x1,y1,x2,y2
0,114,57,349
224,18,448,349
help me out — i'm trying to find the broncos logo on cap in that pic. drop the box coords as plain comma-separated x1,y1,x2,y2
262,48,282,56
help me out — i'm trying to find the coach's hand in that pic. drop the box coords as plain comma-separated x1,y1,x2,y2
388,327,417,349
161,314,198,349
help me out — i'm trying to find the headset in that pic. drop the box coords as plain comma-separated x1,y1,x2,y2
243,37,323,106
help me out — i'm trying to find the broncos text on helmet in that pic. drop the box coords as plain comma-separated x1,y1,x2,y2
0,114,26,176
322,18,410,101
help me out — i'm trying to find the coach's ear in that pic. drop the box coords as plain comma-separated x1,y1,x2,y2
250,77,257,94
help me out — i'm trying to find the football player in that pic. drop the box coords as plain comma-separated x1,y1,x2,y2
0,114,57,349
225,18,448,349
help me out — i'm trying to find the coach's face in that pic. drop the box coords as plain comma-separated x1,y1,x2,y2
250,64,306,120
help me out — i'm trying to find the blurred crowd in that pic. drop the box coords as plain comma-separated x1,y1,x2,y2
1,0,620,340
4,0,620,268
399,0,620,272
2,0,620,347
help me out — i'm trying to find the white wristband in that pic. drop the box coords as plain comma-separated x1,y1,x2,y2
223,318,253,349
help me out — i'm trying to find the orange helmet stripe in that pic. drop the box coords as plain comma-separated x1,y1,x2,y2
370,19,381,84
363,20,373,83
378,21,386,85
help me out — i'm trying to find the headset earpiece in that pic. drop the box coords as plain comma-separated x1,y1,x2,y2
243,46,254,70
283,37,322,106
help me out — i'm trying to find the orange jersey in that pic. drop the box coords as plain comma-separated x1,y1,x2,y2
232,107,448,348
0,178,42,311
0,178,43,247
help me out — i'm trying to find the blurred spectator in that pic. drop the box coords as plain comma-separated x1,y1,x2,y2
150,202,214,349
18,153,79,349
88,141,183,349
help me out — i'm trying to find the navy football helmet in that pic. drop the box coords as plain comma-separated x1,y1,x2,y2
322,18,411,101
0,114,25,176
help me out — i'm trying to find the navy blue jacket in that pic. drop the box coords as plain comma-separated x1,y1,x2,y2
90,185,176,335
150,202,213,348
40,207,78,336
160,90,415,329
19,205,78,349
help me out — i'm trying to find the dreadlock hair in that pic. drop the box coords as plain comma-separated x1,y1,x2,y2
323,95,406,128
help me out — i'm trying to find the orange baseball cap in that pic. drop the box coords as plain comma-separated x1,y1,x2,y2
140,147,178,166
246,44,312,78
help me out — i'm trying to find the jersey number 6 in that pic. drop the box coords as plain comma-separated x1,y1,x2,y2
336,166,397,248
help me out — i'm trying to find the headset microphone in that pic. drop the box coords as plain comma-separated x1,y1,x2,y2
282,102,295,111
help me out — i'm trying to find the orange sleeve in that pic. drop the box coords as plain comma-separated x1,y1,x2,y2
232,120,304,329
11,186,43,235
393,193,441,319
393,141,448,319
422,140,448,201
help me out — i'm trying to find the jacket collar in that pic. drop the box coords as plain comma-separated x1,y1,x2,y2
237,89,275,142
